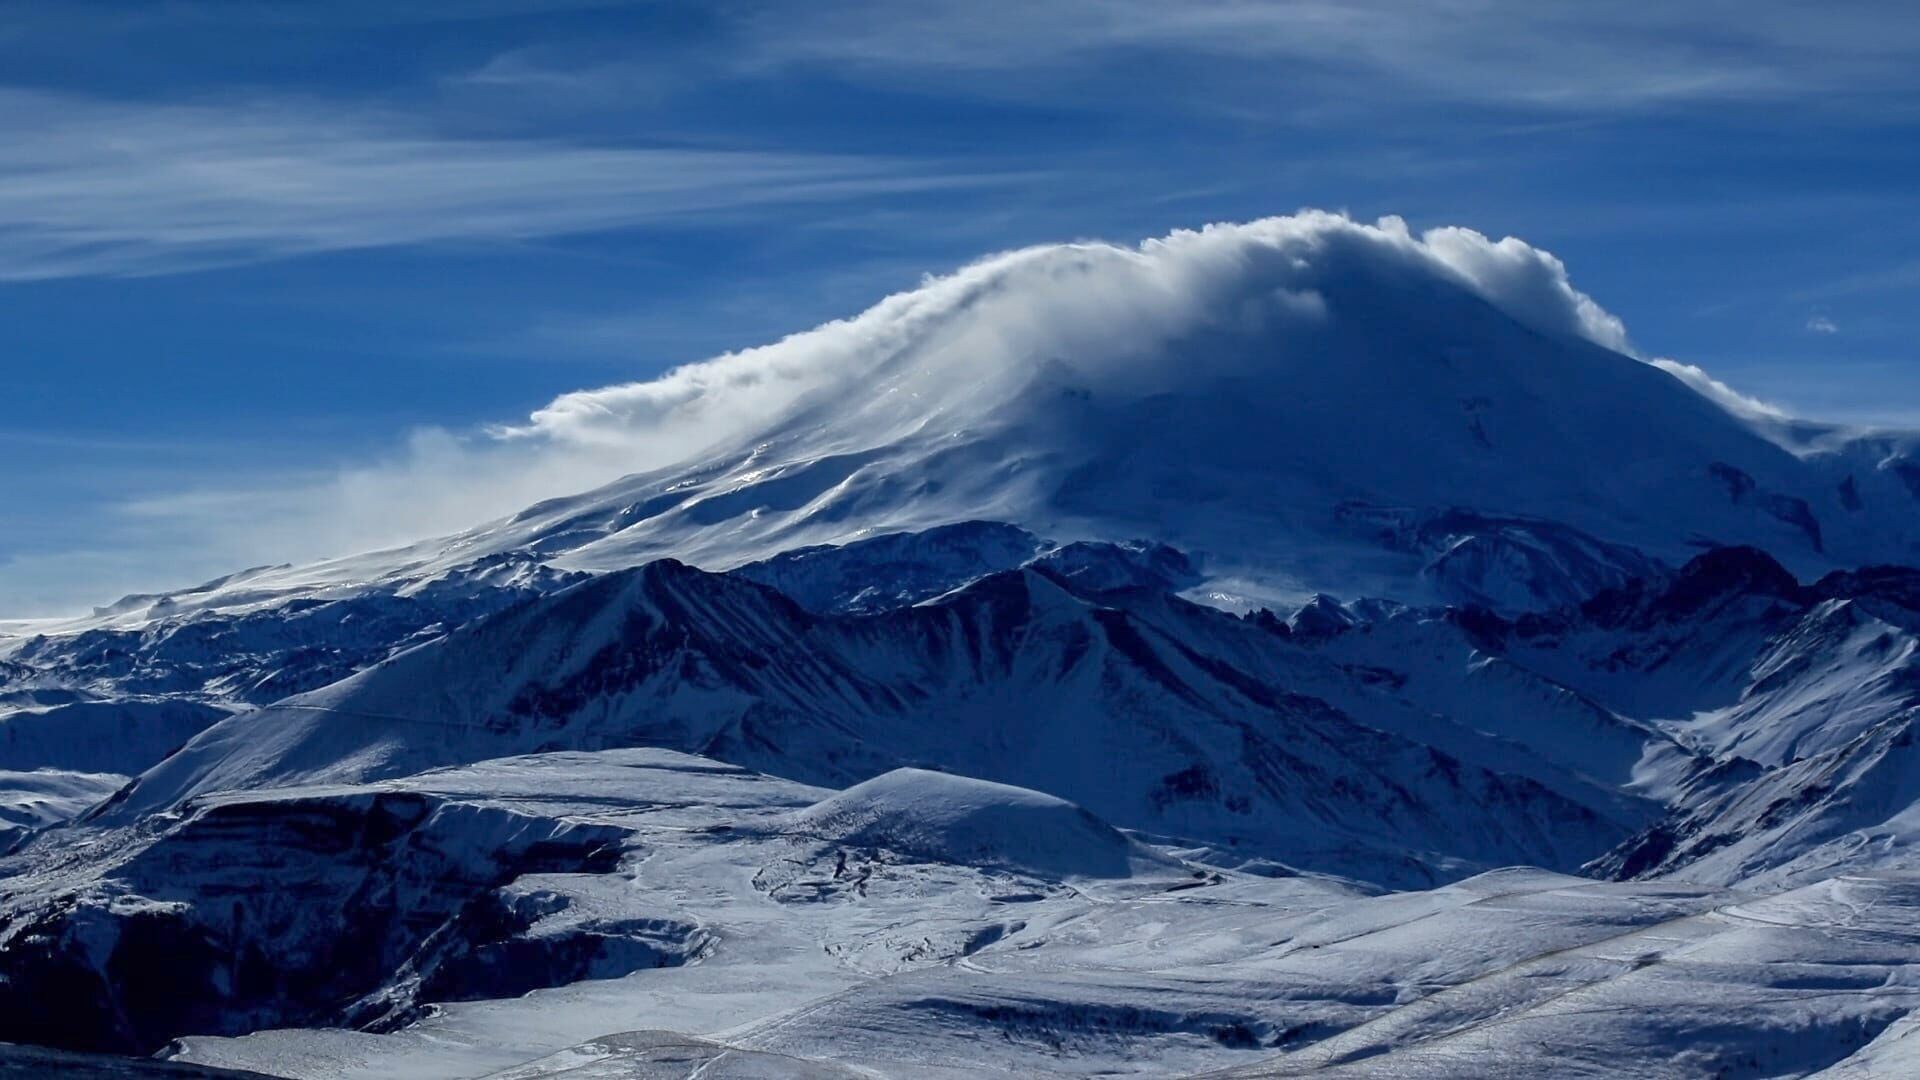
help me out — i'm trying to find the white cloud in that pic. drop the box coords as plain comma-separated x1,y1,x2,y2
0,89,1005,280
497,211,1651,462
1648,358,1791,423
1798,259,1920,301
1807,314,1840,334
1420,222,1631,352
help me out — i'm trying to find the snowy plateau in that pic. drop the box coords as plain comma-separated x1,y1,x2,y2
8,213,1920,1077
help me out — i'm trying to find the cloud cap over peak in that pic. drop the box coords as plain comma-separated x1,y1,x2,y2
509,210,1636,452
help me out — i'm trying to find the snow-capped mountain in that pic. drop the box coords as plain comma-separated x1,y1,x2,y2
7,212,1920,1077
16,213,1920,639
423,216,1919,608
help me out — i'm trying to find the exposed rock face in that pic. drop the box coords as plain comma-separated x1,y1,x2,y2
0,783,655,1053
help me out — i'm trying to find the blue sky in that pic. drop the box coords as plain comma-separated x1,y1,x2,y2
2,0,1918,615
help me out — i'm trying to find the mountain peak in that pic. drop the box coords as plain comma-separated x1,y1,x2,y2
1668,545,1805,605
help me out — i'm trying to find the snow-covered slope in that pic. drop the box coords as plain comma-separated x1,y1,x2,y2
0,694,236,841
10,742,1917,1080
781,768,1184,881
0,769,128,844
0,749,820,1054
1,556,578,705
1465,548,1920,886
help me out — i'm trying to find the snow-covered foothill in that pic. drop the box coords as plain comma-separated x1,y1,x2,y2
782,767,1188,882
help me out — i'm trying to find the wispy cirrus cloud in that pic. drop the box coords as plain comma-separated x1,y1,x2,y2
0,89,1009,280
728,0,1920,111
1797,259,1920,302
0,1,630,34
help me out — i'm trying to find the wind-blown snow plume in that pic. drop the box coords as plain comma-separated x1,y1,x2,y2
1648,358,1790,423
68,211,1764,609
